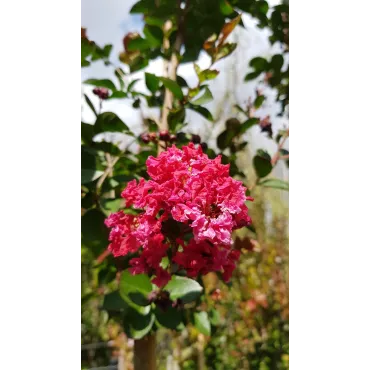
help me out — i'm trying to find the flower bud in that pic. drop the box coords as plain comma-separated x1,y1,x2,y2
93,87,109,100
140,133,151,144
191,134,201,144
159,130,170,141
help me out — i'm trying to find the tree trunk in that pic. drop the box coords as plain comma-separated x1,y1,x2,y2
134,334,156,370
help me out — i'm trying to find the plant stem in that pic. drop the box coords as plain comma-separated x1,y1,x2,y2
271,128,289,166
134,334,156,370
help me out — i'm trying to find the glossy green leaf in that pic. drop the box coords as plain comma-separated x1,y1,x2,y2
217,130,234,150
81,208,109,256
81,122,94,144
114,68,125,90
195,65,219,83
81,169,104,184
160,77,184,100
124,310,155,339
145,72,161,94
94,112,129,134
102,290,129,312
164,275,203,304
258,0,269,14
258,178,289,191
209,308,221,326
194,311,211,336
234,104,246,114
270,54,284,72
245,70,263,81
155,306,184,330
120,270,153,306
84,94,98,117
220,0,234,15
188,104,213,121
143,25,163,47
253,149,273,178
240,118,260,134
84,79,117,92
176,75,188,87
254,95,265,109
212,43,237,63
128,79,140,91
126,37,151,51
190,87,213,106
108,91,127,100
250,57,269,71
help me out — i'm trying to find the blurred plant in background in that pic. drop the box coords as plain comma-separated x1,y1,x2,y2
81,0,288,369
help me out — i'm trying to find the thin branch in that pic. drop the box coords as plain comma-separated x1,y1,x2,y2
96,155,120,192
271,128,289,166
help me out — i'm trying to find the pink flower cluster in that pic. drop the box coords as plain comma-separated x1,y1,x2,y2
105,143,253,287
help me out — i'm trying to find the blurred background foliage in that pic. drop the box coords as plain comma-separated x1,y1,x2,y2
81,0,288,369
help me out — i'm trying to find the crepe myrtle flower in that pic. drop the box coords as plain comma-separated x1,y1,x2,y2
105,143,253,287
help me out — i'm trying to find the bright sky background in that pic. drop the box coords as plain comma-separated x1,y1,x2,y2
81,0,288,181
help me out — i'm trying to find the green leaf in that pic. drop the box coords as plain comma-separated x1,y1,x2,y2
217,130,234,150
194,311,211,336
81,122,94,144
155,306,184,330
102,198,123,213
199,69,219,83
145,16,165,27
94,112,129,134
270,54,284,72
253,149,273,178
160,77,184,100
190,87,213,106
124,310,155,339
84,79,117,92
258,0,269,14
220,0,234,15
128,79,140,92
240,118,260,134
209,308,221,326
245,71,263,81
120,270,153,306
258,178,289,191
254,95,265,109
249,57,269,71
114,68,126,90
194,63,201,77
143,25,163,47
145,72,161,94
234,104,246,114
81,169,104,184
188,87,200,99
176,75,188,87
81,209,109,257
130,0,155,14
108,91,127,100
188,105,213,121
102,290,129,312
164,275,203,304
84,93,98,117
195,65,219,84
212,43,237,63
126,37,151,51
